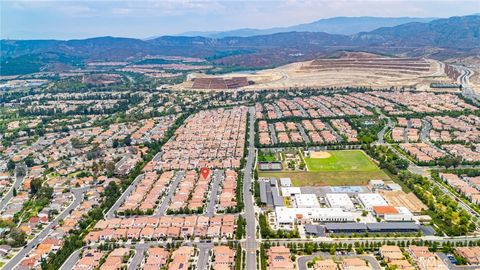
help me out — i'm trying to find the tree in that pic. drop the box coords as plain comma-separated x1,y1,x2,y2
30,178,43,195
16,166,26,177
9,227,26,247
7,159,16,172
24,155,35,167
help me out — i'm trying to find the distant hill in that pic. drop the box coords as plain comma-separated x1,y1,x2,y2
353,15,480,48
175,16,437,38
1,15,479,75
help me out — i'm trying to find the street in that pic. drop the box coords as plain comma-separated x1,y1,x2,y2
59,248,82,270
0,164,27,212
105,173,144,219
154,171,185,216
297,252,381,270
205,170,224,217
243,106,258,270
196,243,213,270
375,108,393,144
4,187,87,270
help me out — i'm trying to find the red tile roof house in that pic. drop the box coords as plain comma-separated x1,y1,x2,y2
268,246,295,270
212,246,236,270
221,225,235,239
99,228,115,241
207,225,221,238
144,247,169,270
154,227,168,239
140,227,155,240
126,228,141,240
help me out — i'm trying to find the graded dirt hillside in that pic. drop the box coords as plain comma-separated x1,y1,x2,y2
446,55,480,94
173,52,457,91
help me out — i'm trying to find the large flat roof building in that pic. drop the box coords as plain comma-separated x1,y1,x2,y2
326,193,355,210
294,194,320,208
275,207,355,227
358,193,388,210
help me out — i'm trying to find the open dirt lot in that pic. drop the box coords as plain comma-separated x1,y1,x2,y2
446,55,480,94
309,151,331,159
172,53,456,91
379,190,427,213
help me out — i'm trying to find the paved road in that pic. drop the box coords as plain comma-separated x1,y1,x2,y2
294,101,310,117
297,252,380,270
420,119,431,142
59,248,82,270
128,247,147,270
381,142,480,220
196,243,213,270
155,171,185,216
268,124,278,145
4,187,87,270
0,164,27,212
105,174,144,219
437,252,480,270
264,235,480,245
272,103,284,118
325,123,343,142
205,170,224,217
375,108,393,144
297,252,331,270
399,153,480,220
244,106,258,270
457,66,479,104
296,123,311,144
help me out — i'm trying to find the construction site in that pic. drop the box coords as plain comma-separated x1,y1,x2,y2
171,52,459,91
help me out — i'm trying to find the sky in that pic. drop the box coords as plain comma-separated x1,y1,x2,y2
1,0,479,40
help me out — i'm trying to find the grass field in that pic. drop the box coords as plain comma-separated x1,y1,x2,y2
304,150,379,171
258,150,390,186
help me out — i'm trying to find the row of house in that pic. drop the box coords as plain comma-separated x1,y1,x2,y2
85,215,236,242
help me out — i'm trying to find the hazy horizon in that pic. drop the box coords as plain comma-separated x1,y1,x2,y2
1,0,479,40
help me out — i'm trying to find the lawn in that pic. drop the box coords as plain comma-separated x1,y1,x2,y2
258,150,390,186
304,150,379,172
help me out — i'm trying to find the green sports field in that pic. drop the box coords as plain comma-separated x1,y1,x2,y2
258,150,390,186
304,150,379,172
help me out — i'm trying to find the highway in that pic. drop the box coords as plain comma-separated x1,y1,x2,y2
4,187,87,270
0,164,27,212
456,65,479,104
205,170,224,217
243,106,258,270
105,173,144,219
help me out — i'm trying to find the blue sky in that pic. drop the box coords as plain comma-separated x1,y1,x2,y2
1,0,479,40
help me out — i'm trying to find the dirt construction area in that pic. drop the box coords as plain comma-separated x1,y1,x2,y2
379,190,427,213
173,52,456,91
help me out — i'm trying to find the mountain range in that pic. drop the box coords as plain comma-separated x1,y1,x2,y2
1,15,479,76
174,16,437,38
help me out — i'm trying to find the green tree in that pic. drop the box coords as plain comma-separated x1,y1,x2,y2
9,228,26,247
7,159,15,171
